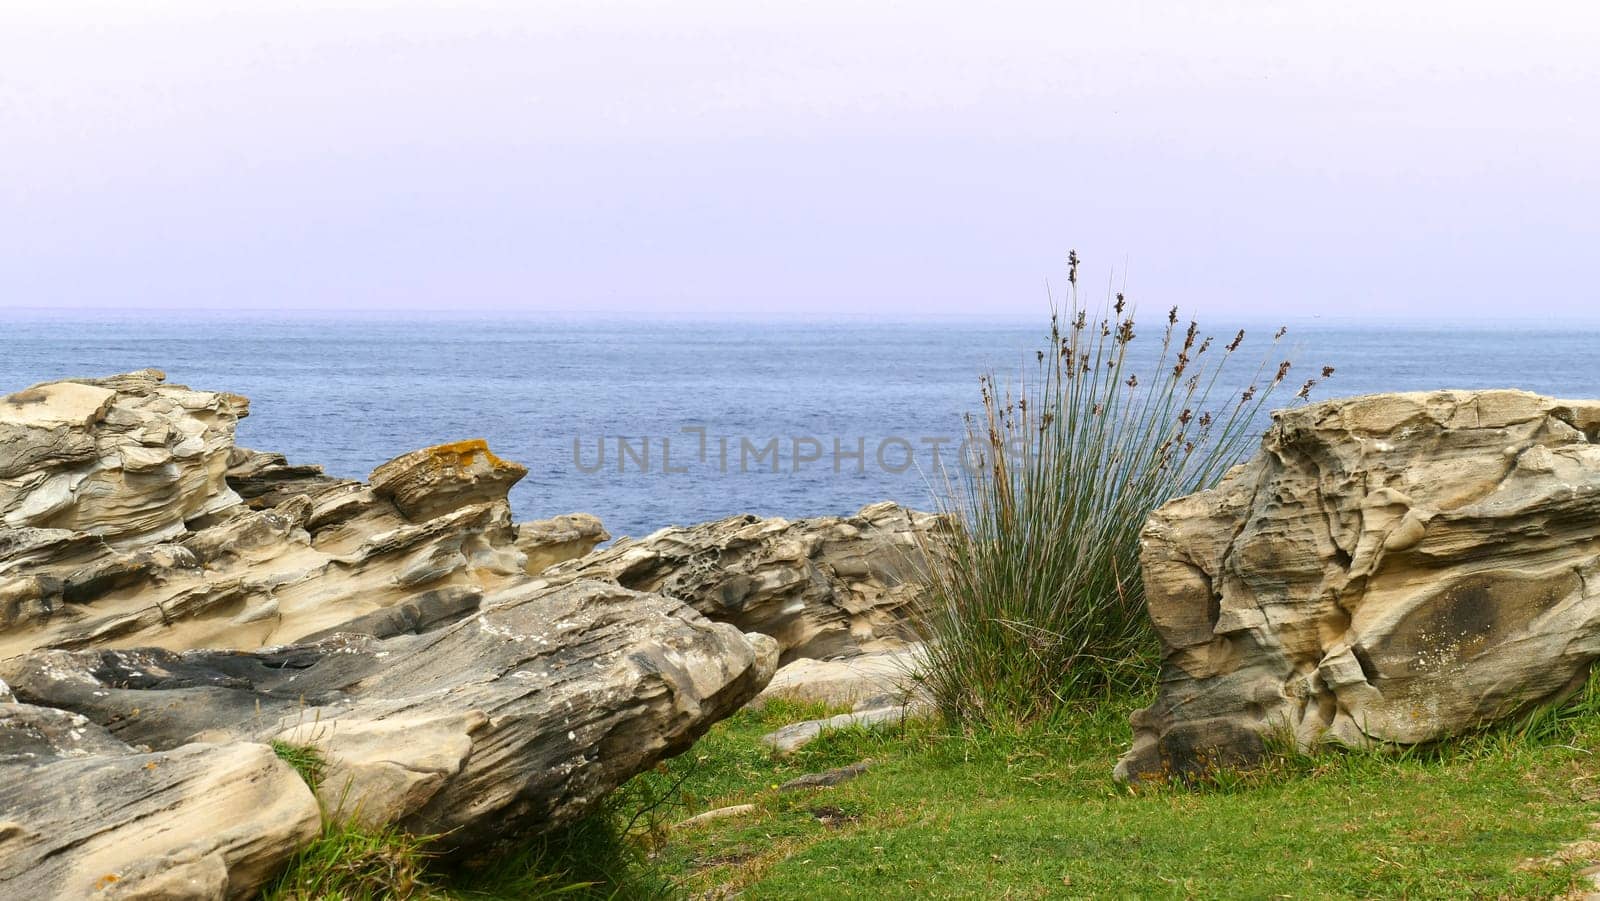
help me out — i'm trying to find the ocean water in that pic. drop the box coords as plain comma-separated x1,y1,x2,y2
2,312,1598,539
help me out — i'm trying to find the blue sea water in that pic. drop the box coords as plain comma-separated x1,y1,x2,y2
2,312,1598,539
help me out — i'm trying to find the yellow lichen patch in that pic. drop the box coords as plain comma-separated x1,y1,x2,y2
425,439,515,472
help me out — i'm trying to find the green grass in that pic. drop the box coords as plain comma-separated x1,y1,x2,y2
614,694,1600,899
272,739,330,789
264,821,445,900
261,693,1600,899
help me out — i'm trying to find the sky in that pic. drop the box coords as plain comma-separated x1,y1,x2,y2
2,1,1597,320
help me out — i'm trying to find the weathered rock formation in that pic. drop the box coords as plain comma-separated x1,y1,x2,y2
1116,390,1600,782
370,440,529,522
0,369,937,898
0,369,244,544
532,503,944,663
0,372,601,657
2,579,776,898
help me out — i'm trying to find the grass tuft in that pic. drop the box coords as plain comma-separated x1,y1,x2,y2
271,739,329,789
919,252,1322,726
264,822,441,901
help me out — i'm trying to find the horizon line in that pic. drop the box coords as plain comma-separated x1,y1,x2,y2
5,305,1600,329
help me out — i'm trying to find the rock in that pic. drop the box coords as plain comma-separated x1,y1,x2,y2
0,702,321,901
534,502,945,662
753,644,928,709
516,512,609,573
224,446,357,514
674,803,757,829
370,440,529,522
1,579,779,850
760,704,916,755
0,369,244,544
0,373,603,657
778,760,871,791
1116,390,1600,783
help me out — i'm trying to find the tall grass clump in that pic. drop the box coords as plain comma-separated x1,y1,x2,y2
921,251,1329,726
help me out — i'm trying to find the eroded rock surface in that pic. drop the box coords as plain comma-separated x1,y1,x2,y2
533,502,944,662
753,644,928,710
0,369,245,545
0,373,604,657
0,702,321,900
1117,390,1600,782
1,580,778,862
370,440,529,522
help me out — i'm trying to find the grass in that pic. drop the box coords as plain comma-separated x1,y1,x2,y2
272,739,330,789
261,691,1600,898
920,253,1328,725
264,822,444,900
621,691,1600,899
263,737,667,900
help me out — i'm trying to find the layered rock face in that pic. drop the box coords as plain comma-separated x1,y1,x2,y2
2,581,777,891
0,369,244,544
1117,390,1600,782
0,703,322,901
532,502,943,663
0,374,580,656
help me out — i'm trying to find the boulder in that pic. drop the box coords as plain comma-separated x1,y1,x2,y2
533,502,944,662
0,703,321,901
1116,390,1600,783
1,579,778,854
0,369,931,896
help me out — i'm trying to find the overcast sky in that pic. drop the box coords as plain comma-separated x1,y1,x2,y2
2,1,1597,320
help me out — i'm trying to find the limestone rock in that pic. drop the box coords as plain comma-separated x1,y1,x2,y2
752,644,928,709
1,579,779,850
1116,390,1600,783
370,440,529,522
0,703,321,901
516,512,609,573
534,502,945,662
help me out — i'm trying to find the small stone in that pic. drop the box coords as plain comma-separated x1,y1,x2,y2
779,761,871,792
675,803,758,828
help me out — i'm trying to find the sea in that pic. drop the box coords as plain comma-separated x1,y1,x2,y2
3,311,1598,540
